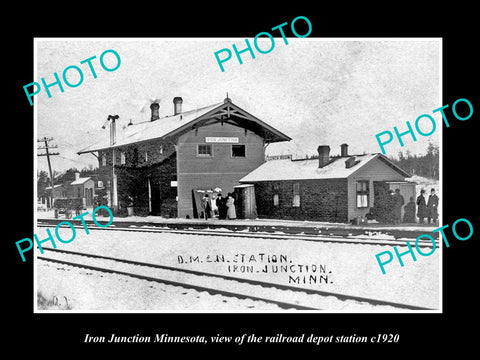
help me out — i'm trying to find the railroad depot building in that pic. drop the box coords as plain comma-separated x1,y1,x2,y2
239,144,415,223
78,97,414,223
78,96,291,218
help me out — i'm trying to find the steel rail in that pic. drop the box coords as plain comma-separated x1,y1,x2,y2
36,221,437,248
39,247,432,311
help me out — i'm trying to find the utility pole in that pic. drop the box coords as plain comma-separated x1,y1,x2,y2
37,137,59,211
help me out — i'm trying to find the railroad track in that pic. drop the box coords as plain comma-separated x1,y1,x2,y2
37,220,438,248
37,247,431,311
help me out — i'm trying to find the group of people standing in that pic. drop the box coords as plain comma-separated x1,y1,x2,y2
372,187,439,225
416,188,439,224
201,192,236,220
399,188,439,224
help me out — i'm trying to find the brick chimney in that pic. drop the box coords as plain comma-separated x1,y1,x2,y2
173,97,183,115
341,143,348,157
75,172,80,181
150,102,159,121
317,145,330,168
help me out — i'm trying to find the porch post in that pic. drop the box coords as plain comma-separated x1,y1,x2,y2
148,177,152,213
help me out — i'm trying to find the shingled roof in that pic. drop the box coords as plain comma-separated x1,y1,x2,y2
239,153,411,182
78,98,291,154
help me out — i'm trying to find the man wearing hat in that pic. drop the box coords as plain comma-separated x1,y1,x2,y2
416,189,427,224
427,188,439,224
216,193,227,220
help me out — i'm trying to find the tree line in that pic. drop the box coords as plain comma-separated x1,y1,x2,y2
291,142,439,180
388,142,439,180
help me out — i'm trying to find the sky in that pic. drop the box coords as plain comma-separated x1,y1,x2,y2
35,38,441,174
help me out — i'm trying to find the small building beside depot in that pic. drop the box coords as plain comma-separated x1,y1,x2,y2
239,144,414,223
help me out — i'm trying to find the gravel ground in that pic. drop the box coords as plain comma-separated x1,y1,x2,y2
35,227,440,311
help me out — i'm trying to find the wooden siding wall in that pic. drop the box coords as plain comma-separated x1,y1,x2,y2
176,122,265,218
347,158,406,221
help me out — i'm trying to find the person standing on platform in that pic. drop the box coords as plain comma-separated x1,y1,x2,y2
392,188,404,225
416,189,427,224
403,196,416,223
216,193,226,219
427,188,439,224
201,193,212,220
386,189,396,223
226,193,236,220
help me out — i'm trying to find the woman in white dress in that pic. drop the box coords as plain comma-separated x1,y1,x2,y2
226,193,236,220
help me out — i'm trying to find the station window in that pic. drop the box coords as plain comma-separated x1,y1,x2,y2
231,144,246,157
273,184,279,206
292,183,300,207
356,180,369,208
273,194,279,206
120,151,125,165
101,154,106,166
197,144,213,157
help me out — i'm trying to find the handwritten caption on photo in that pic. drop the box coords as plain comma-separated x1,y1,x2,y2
177,252,332,285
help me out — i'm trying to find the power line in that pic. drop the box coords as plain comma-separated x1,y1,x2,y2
37,137,59,210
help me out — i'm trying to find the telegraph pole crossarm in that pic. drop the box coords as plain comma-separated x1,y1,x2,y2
37,137,59,214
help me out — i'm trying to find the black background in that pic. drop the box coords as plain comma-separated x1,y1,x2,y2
6,4,478,356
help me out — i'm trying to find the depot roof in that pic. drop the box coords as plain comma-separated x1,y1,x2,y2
78,99,291,154
239,153,411,182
